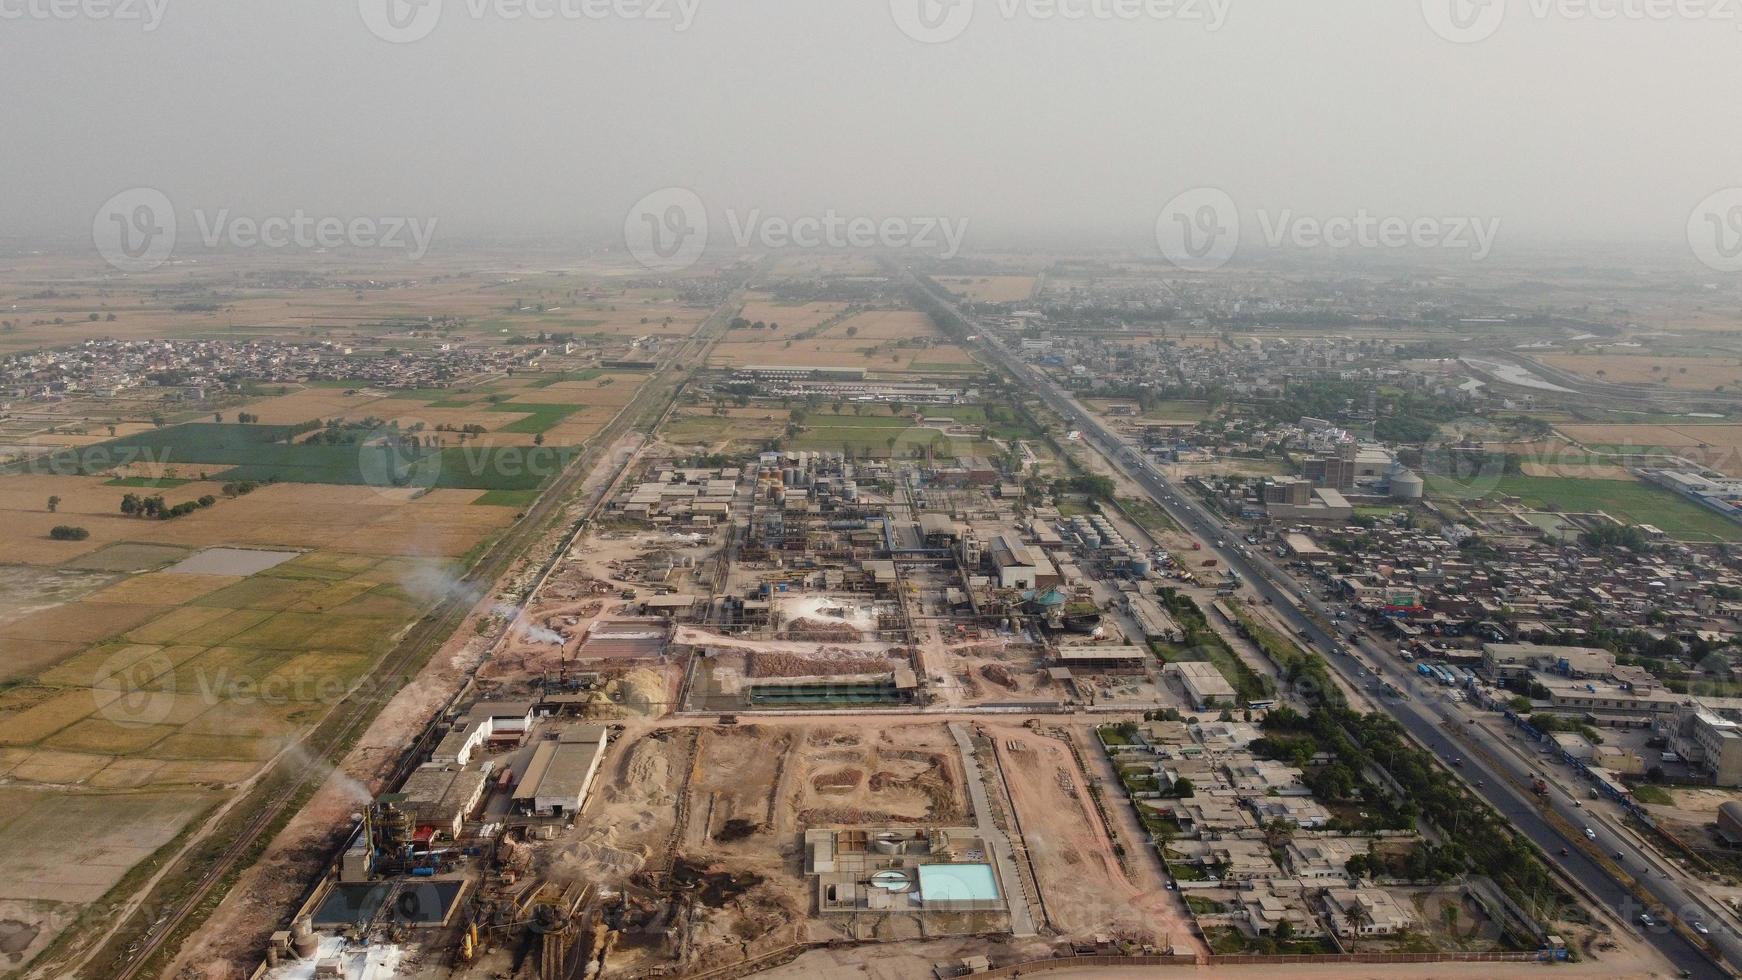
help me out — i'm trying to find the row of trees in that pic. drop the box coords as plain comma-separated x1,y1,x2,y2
120,492,218,520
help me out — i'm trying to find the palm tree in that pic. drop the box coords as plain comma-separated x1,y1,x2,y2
1344,899,1373,952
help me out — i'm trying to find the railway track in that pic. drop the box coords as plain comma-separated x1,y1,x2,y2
93,275,753,980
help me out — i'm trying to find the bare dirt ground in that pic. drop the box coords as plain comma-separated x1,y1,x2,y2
752,938,1678,980
988,723,1203,954
791,726,968,827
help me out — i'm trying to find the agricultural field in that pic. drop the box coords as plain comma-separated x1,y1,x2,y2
1539,353,1742,391
0,542,456,966
0,787,221,968
706,307,979,374
734,298,852,333
0,252,716,976
1424,474,1742,543
1556,422,1742,475
934,276,1036,304
30,384,637,489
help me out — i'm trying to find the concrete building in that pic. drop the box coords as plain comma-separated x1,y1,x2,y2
513,726,609,818
1285,838,1365,879
805,827,1010,930
989,532,1058,590
1321,886,1418,938
1165,661,1237,710
1127,594,1185,643
1672,703,1742,786
1248,796,1332,829
1240,880,1325,939
1538,677,1680,721
1054,645,1148,673
1481,643,1616,682
396,766,489,838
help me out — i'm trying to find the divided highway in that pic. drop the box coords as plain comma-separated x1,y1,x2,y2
910,275,1730,978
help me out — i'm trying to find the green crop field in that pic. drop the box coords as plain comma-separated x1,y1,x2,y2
105,476,192,488
1425,474,1742,542
791,418,994,459
473,489,541,508
489,403,581,434
48,422,572,491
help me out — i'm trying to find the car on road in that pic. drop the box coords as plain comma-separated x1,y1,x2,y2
1694,920,1710,935
1639,912,1656,928
1584,827,1597,840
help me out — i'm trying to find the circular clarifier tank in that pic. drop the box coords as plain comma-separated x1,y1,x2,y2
870,870,911,891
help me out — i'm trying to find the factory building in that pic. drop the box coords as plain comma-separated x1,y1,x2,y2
1053,645,1148,674
395,766,490,839
1164,661,1237,711
513,725,610,818
988,532,1059,590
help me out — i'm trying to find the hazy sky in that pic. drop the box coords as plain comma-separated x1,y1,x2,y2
4,0,1740,251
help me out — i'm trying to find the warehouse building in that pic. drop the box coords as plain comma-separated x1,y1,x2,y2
1126,594,1185,643
1165,661,1237,710
1053,645,1148,674
395,766,490,839
513,725,610,818
988,532,1059,590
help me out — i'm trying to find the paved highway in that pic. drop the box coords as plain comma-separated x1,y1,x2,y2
912,276,1731,978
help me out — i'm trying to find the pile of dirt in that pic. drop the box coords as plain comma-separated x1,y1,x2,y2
669,858,767,906
980,663,1019,689
712,818,762,843
616,737,677,806
811,769,864,792
748,651,893,678
608,668,666,716
780,618,864,641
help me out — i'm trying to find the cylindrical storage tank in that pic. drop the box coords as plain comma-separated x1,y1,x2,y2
1390,468,1425,501
292,918,319,959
